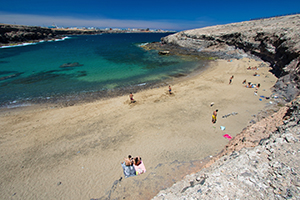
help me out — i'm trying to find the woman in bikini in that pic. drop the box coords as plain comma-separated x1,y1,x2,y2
133,156,142,166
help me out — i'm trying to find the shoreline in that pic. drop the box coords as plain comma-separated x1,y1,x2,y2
0,57,279,199
0,58,210,110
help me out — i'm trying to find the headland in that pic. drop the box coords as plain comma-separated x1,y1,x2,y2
0,23,173,47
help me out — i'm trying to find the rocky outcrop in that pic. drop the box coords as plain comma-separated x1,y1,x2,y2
59,62,84,68
0,24,103,46
153,97,300,199
149,15,300,199
146,14,300,102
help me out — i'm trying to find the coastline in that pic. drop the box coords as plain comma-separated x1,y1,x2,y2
0,57,278,199
0,57,210,110
0,23,176,48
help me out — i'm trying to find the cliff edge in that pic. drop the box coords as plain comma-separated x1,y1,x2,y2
0,24,103,46
146,14,300,102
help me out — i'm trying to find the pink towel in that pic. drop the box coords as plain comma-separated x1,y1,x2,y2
223,134,232,140
134,161,146,175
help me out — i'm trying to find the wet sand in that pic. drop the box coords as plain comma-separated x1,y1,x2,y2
0,58,277,199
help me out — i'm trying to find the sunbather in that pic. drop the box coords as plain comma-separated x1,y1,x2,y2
133,156,142,166
124,155,133,166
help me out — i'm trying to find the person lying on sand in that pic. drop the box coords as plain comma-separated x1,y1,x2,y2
229,75,234,84
245,82,253,88
247,66,258,70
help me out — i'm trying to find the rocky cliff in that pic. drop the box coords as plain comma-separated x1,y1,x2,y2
153,97,300,199
146,14,300,102
0,24,103,46
149,14,300,199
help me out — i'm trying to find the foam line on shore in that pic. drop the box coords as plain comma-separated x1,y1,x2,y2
0,36,71,48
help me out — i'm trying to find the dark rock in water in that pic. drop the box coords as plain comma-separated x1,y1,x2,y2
76,71,87,77
170,73,187,78
0,72,24,81
0,71,18,75
10,71,61,84
60,62,84,68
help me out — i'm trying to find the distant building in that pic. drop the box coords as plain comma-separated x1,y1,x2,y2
48,24,57,29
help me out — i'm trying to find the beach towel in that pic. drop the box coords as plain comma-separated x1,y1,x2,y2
223,134,232,140
134,161,146,175
121,162,136,178
121,161,147,178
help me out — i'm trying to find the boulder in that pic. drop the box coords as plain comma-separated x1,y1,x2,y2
59,62,84,68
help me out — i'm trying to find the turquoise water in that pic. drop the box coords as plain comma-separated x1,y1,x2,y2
0,33,206,107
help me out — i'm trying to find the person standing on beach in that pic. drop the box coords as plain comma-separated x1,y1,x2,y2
168,85,172,94
229,75,234,84
212,109,218,123
129,92,135,103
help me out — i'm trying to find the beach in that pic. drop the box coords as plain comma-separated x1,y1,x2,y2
0,57,277,199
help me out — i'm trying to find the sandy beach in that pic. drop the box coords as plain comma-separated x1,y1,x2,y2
0,57,277,199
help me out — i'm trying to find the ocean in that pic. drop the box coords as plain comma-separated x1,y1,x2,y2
0,33,207,107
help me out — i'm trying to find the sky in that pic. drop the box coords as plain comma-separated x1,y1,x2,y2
0,0,299,31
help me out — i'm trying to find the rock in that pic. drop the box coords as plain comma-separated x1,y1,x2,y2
0,23,104,46
146,14,300,102
158,50,170,55
59,62,84,68
284,133,296,143
0,72,24,80
152,97,300,200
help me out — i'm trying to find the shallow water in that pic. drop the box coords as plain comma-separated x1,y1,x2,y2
0,33,207,107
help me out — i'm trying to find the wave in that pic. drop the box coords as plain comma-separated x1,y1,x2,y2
53,36,71,42
138,42,149,47
5,102,32,109
0,36,71,49
1,42,37,48
137,82,147,86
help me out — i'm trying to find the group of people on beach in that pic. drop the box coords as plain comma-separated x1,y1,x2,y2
216,68,261,124
123,155,142,166
247,66,259,70
129,85,172,103
244,81,260,89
